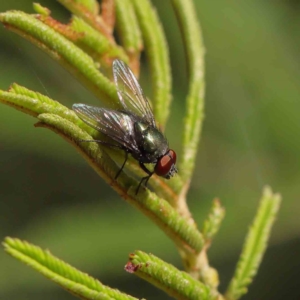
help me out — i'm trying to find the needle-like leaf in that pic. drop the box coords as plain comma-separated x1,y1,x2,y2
171,0,205,185
0,11,119,106
131,0,172,129
202,199,225,243
3,238,137,300
115,0,142,71
125,251,213,300
225,186,281,300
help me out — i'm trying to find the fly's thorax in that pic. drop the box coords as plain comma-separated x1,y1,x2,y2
134,121,169,163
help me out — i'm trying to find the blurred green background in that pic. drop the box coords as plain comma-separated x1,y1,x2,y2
0,0,299,299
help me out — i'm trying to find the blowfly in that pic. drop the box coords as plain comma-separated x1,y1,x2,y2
73,59,177,194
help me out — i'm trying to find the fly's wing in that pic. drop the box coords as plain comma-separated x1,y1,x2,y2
72,103,139,152
113,59,156,127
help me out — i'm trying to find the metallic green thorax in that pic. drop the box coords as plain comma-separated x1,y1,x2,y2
133,121,169,163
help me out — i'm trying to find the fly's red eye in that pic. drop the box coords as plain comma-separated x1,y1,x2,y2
168,149,176,162
155,149,177,177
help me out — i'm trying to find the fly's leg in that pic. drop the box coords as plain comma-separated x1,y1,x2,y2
115,151,129,180
77,138,128,180
136,162,154,195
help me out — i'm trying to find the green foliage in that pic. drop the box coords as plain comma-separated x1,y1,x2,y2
126,251,213,300
3,237,137,300
115,0,142,63
69,15,128,65
225,187,282,300
202,199,225,242
1,83,204,254
0,1,282,300
131,0,172,128
171,0,205,183
0,10,118,103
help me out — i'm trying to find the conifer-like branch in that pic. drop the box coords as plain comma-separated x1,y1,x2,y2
125,251,213,300
225,187,281,300
3,238,137,300
0,2,282,300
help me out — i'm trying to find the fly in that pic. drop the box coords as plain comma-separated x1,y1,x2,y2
72,59,177,194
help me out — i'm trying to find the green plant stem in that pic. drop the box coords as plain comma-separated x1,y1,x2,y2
126,251,213,300
131,0,172,130
171,0,205,187
0,11,119,106
58,0,112,40
115,0,142,71
202,199,225,243
225,186,281,300
166,0,211,286
3,238,136,300
101,0,115,32
70,16,128,66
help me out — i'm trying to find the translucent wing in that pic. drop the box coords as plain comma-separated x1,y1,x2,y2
113,59,156,127
72,103,139,152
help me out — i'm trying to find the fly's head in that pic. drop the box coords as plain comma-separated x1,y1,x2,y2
154,149,177,179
